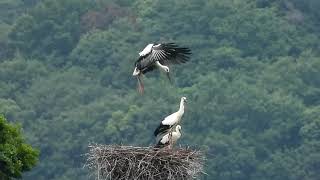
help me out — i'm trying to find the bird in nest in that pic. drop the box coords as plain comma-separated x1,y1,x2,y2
154,97,187,137
155,125,182,148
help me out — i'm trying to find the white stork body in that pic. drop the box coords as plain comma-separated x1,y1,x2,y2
155,125,182,148
154,97,187,137
132,43,191,93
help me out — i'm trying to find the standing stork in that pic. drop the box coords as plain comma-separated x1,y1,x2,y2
132,43,191,93
154,97,187,137
155,125,182,148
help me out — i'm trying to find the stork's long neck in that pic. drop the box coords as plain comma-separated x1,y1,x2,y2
177,100,185,117
155,61,168,72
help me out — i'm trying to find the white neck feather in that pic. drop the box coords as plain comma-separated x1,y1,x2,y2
178,99,185,116
155,61,168,72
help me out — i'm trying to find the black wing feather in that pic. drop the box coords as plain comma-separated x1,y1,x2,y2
134,57,156,74
134,43,191,74
153,43,191,65
154,124,171,137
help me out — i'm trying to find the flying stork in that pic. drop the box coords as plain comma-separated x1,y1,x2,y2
154,97,187,137
132,43,191,93
155,125,182,148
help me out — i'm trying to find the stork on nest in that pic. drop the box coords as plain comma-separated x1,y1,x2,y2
85,144,206,180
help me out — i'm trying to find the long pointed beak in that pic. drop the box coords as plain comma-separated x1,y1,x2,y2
132,67,140,76
166,72,172,84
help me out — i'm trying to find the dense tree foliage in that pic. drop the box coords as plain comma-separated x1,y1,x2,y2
0,0,320,179
0,115,39,179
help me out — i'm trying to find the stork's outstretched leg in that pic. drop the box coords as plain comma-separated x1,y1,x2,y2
137,75,144,94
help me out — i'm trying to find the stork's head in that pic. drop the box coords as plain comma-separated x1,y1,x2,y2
176,125,182,132
164,66,169,73
181,97,187,103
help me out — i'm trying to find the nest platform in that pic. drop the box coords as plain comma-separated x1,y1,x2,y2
85,144,205,180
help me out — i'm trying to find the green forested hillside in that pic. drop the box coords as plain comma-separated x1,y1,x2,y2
1,0,320,179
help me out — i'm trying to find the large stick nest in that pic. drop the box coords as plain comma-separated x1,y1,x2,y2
85,144,205,180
